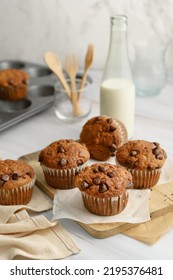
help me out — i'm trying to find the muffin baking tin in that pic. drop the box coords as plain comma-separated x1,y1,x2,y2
0,60,57,132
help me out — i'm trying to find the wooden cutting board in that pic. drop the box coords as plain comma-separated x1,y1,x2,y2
19,151,173,238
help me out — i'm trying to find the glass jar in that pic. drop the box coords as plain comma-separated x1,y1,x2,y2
54,76,92,122
133,42,167,97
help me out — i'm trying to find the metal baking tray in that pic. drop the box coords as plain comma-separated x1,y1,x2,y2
0,60,57,132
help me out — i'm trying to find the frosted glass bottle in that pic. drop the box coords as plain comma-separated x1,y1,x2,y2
100,15,135,139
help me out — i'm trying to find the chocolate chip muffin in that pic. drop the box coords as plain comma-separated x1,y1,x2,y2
116,140,167,189
79,115,128,161
75,163,133,216
38,139,90,189
0,68,29,101
0,159,36,205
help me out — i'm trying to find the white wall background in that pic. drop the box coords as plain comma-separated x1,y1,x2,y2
0,0,173,75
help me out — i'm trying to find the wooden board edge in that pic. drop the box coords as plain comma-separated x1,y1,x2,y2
78,221,140,238
150,203,173,219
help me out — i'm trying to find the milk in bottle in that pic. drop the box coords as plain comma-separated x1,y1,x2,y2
100,16,135,139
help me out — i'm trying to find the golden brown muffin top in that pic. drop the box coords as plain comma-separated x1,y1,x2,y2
79,115,128,161
75,163,133,198
0,69,29,87
116,140,167,170
0,159,35,190
38,139,90,169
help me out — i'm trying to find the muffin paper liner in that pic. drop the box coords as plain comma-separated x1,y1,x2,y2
128,168,161,189
41,163,87,189
0,85,27,101
116,158,162,189
81,191,129,216
0,176,36,205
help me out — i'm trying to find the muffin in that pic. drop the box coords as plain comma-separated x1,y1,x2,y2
116,140,167,189
79,115,128,161
0,68,29,101
38,139,90,189
0,159,36,205
75,163,133,216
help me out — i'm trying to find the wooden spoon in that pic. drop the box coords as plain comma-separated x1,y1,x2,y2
44,52,71,100
78,44,94,101
65,54,81,116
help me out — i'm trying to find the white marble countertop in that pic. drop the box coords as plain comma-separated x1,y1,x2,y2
0,70,173,260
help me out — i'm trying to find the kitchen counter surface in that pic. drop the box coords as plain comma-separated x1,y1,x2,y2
0,69,173,260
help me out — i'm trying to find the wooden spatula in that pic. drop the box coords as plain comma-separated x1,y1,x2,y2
78,44,94,101
44,52,71,100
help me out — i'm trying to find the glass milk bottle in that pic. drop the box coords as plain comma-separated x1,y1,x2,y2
100,15,135,139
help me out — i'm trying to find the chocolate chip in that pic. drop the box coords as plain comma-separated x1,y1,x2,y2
106,117,113,124
77,159,83,166
148,165,153,171
153,142,160,147
38,153,43,162
98,165,106,173
99,182,108,193
109,125,117,132
156,154,163,160
0,180,4,186
126,160,134,168
93,167,99,173
109,144,117,152
152,147,160,156
130,150,139,156
81,181,90,190
26,172,32,178
93,177,101,185
2,174,10,182
107,171,115,178
59,159,67,166
94,116,101,122
58,145,65,153
12,173,19,180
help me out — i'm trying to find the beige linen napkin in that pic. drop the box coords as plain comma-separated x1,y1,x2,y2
0,210,80,260
0,185,53,223
0,175,80,260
